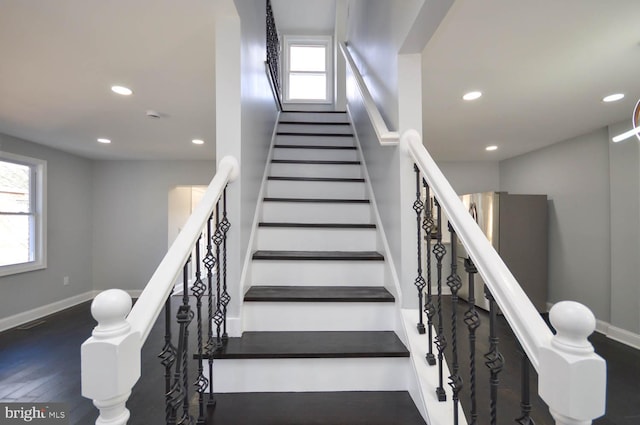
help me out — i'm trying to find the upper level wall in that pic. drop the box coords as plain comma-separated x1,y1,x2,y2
345,0,425,130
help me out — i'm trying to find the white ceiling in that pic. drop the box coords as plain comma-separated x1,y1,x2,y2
421,0,640,161
0,0,638,162
0,0,216,160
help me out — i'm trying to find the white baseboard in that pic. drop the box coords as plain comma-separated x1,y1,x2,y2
0,289,144,333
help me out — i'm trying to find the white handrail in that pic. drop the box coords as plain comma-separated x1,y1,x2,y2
339,42,400,146
127,155,239,341
403,130,551,368
82,155,239,425
402,130,606,423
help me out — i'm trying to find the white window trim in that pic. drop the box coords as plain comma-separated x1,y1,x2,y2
283,35,333,104
0,151,47,277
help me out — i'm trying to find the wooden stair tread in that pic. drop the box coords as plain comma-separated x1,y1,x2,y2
252,250,384,261
263,197,369,203
206,391,426,425
277,132,353,137
258,222,375,229
279,120,351,125
274,144,356,150
268,176,364,182
210,331,409,359
244,286,394,302
271,159,361,165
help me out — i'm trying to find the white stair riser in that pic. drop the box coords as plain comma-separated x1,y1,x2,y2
272,147,358,161
256,227,376,251
278,124,352,134
280,113,349,124
243,302,395,331
262,201,371,223
266,180,366,199
252,260,385,286
276,135,355,147
270,162,362,178
212,357,409,392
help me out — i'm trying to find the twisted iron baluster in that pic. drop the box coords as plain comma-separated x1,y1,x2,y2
203,213,216,407
484,287,504,425
433,198,447,402
464,258,480,425
516,347,536,425
220,187,231,341
192,237,208,424
447,223,463,424
167,261,195,425
212,203,224,348
413,164,427,334
422,179,436,366
159,298,177,425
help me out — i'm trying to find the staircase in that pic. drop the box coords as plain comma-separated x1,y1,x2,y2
206,111,426,424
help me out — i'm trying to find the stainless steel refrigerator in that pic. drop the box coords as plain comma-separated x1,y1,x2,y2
456,192,548,312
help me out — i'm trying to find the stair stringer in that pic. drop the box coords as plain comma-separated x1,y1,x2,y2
234,110,282,337
348,109,464,425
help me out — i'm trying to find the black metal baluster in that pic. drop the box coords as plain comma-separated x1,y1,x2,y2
219,187,231,341
484,287,504,425
422,179,436,366
464,258,480,425
159,298,177,425
433,199,447,402
413,164,427,334
203,213,216,408
516,348,535,425
447,224,463,424
212,203,224,348
192,237,208,424
266,0,280,94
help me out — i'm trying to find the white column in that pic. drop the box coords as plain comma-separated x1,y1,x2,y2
81,290,141,425
538,301,606,425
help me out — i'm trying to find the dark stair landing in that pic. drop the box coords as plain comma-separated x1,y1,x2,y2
207,391,426,425
252,250,384,261
244,286,394,302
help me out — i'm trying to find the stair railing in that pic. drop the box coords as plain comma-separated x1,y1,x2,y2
81,156,239,425
404,130,607,425
265,0,283,111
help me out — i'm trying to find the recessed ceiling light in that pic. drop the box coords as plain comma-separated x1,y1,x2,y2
192,139,204,145
97,138,111,144
485,145,498,151
602,93,624,103
463,91,482,101
111,85,133,96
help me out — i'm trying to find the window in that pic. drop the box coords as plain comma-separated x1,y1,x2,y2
283,36,333,103
0,152,46,276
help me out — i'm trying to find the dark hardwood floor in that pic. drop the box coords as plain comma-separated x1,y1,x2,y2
0,296,638,424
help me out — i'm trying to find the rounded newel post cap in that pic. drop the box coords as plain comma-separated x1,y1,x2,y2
91,289,132,339
219,155,240,182
549,301,596,354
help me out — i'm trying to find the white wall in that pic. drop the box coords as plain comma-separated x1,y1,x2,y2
607,120,640,334
499,128,611,323
92,160,214,291
0,133,93,319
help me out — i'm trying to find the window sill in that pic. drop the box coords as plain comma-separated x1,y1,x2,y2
0,261,46,278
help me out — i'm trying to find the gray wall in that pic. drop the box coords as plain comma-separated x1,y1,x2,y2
0,134,93,318
608,120,640,334
92,160,214,291
437,161,500,195
499,128,611,322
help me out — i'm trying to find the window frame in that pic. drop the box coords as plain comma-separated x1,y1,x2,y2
283,35,333,104
0,151,47,277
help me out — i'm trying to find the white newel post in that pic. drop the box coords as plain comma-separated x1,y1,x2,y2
538,301,607,425
81,289,141,425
